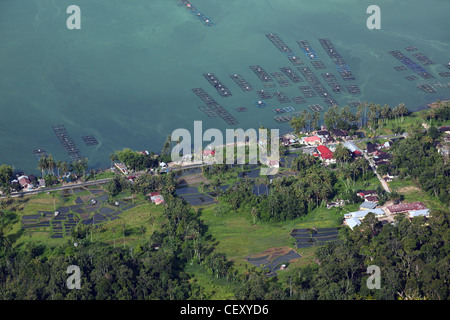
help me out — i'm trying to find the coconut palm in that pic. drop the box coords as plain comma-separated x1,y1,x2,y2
61,161,69,176
47,154,55,176
38,155,48,178
110,153,118,168
312,111,320,130
394,103,409,122
56,160,62,177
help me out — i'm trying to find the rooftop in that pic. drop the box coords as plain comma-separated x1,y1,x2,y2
345,217,361,229
360,201,378,210
409,209,430,217
387,202,427,213
345,208,386,219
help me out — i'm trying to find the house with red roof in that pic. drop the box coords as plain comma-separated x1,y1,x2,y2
148,191,165,205
203,149,216,156
18,175,32,190
315,145,335,163
386,202,427,214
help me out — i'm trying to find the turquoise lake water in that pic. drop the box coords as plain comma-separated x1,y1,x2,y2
0,0,449,174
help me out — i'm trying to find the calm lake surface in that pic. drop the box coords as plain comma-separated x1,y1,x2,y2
0,0,449,174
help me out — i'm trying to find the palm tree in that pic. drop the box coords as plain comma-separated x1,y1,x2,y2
289,115,306,135
395,103,409,122
38,156,48,178
47,154,55,176
357,104,364,128
56,160,62,177
305,112,312,132
324,106,337,130
61,161,69,176
110,153,118,168
312,111,320,130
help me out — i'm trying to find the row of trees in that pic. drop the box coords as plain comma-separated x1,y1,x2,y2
37,155,88,178
111,149,160,172
290,102,410,134
105,171,178,198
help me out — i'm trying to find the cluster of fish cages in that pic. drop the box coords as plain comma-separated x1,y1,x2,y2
274,115,293,123
323,97,339,107
271,72,291,87
256,89,272,99
311,60,327,70
253,100,268,108
417,83,436,93
346,84,361,95
321,72,337,82
177,0,215,26
273,106,294,114
388,50,434,79
235,106,247,112
266,33,303,66
32,148,48,159
250,65,273,82
82,135,98,146
263,82,276,88
292,96,307,104
272,91,291,104
198,105,219,119
52,125,84,161
297,40,319,60
439,72,450,78
405,75,418,81
229,74,253,92
329,82,345,93
394,66,408,71
203,73,232,97
308,104,324,112
412,53,435,66
298,85,316,98
280,67,303,83
192,88,239,125
348,101,362,108
298,66,339,106
319,38,355,80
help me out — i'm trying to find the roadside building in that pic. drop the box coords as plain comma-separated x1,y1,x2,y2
316,130,333,143
17,175,32,190
366,142,378,154
332,129,348,139
409,209,430,219
344,208,386,220
438,126,450,134
345,217,361,230
358,190,377,199
386,202,427,214
315,145,335,164
359,201,377,211
365,195,379,203
343,141,362,157
115,162,129,175
301,136,322,146
148,192,165,205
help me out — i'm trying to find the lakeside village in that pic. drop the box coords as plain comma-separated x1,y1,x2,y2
1,101,450,232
